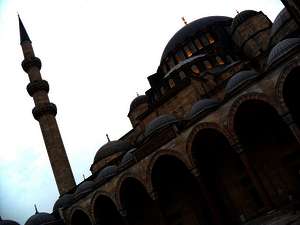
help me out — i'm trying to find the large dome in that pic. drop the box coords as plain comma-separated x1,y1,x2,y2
161,16,232,61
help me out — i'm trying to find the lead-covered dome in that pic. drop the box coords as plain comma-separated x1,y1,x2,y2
129,95,148,113
186,99,219,119
75,180,95,197
96,165,118,182
270,8,299,47
145,114,178,137
53,193,74,211
24,213,56,225
94,140,133,163
267,38,300,66
0,218,20,225
225,70,257,96
161,16,232,61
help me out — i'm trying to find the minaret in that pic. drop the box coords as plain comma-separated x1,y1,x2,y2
281,0,300,26
19,16,76,195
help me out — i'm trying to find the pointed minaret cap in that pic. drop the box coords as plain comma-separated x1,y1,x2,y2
18,14,31,44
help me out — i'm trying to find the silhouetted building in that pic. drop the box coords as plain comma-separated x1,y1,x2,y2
2,1,300,225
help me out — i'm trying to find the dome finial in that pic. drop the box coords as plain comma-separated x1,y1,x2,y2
82,174,86,180
235,9,240,14
136,92,139,97
34,204,39,214
106,134,111,142
181,17,188,25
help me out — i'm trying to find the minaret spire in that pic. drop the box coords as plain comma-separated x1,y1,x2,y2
19,16,76,195
18,15,31,44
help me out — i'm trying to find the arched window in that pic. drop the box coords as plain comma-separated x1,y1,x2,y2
194,38,203,50
200,35,209,46
166,56,176,68
169,79,175,88
184,46,193,57
191,65,200,75
175,50,186,63
206,33,215,44
216,56,225,65
188,41,197,54
204,60,212,69
179,71,186,79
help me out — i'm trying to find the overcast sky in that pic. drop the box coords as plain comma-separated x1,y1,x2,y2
0,0,284,223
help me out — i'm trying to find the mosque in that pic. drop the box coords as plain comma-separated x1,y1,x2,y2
2,0,300,224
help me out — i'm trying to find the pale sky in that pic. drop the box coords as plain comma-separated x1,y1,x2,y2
0,0,283,223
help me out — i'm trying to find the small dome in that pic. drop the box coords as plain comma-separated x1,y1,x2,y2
0,218,20,225
24,213,56,225
129,95,148,113
75,180,95,196
94,140,133,163
161,16,232,61
225,70,257,96
145,114,178,137
96,165,118,182
231,10,258,32
53,194,74,211
267,38,300,66
120,148,136,165
187,99,219,119
271,8,291,37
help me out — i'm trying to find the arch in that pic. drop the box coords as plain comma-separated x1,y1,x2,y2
70,208,93,225
145,149,194,194
190,127,264,223
115,172,150,209
233,98,300,207
186,122,236,163
92,194,124,225
227,92,282,135
119,177,161,225
91,190,119,221
275,59,300,113
150,154,212,225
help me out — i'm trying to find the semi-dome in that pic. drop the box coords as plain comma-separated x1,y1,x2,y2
145,114,178,137
161,16,232,61
24,212,56,225
225,70,257,96
53,193,74,211
75,180,95,196
231,10,258,32
120,148,136,165
267,38,300,66
271,8,291,37
0,218,20,225
96,165,118,182
94,140,133,163
186,99,219,119
129,95,148,113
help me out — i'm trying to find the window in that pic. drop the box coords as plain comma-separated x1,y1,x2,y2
175,50,186,63
169,79,175,88
188,42,197,54
216,56,225,65
179,71,186,79
204,60,212,69
200,35,209,46
191,65,200,75
206,33,215,44
166,56,175,68
193,38,203,50
184,46,193,57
